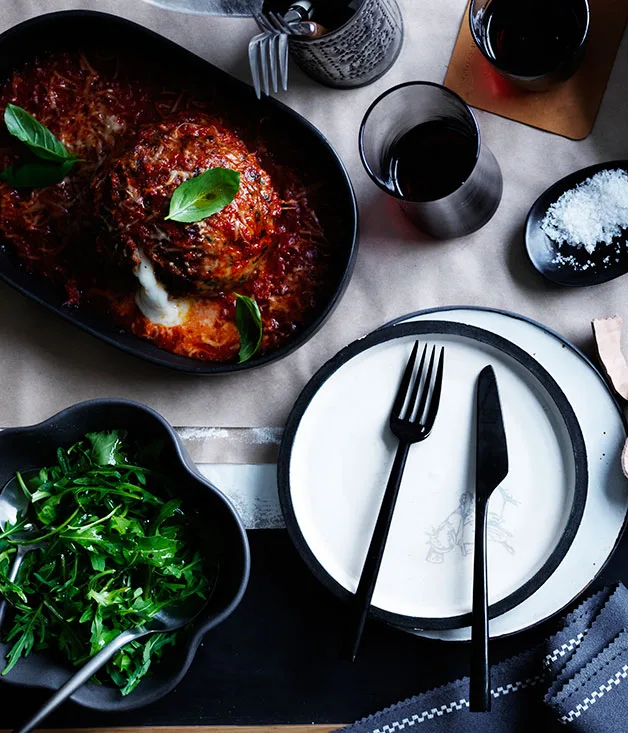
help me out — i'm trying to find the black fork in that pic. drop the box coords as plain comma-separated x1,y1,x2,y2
347,340,445,661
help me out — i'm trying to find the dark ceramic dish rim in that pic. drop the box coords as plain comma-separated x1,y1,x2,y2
358,81,482,203
0,398,251,710
0,10,359,375
525,160,628,288
467,0,590,81
277,318,588,630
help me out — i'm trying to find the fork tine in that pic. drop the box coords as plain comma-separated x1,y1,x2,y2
401,343,428,420
391,341,420,419
423,347,445,429
268,34,279,93
413,345,437,423
262,15,289,92
260,36,270,96
278,33,289,91
248,34,264,99
267,15,290,91
270,11,291,34
257,14,273,31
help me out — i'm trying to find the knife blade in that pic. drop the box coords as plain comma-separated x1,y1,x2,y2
476,365,509,496
470,364,509,713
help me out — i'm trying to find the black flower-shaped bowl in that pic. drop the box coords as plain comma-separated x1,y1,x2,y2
0,399,250,710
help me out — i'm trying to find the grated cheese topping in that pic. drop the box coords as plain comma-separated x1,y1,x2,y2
541,169,628,254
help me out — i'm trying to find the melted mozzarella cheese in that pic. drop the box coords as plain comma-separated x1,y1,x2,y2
134,250,189,327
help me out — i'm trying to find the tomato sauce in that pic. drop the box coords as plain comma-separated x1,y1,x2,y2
0,52,331,362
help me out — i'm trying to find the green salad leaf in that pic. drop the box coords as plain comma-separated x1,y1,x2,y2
87,430,126,466
165,167,240,223
0,430,212,695
234,293,262,364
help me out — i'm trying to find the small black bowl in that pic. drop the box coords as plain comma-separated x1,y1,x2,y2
0,399,250,711
525,160,628,287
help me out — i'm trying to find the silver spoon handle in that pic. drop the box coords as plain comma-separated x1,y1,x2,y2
13,627,144,733
0,546,28,632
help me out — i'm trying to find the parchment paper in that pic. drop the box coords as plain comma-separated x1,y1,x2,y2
0,0,628,440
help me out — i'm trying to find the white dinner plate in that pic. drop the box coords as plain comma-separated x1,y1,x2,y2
278,317,589,630
390,307,627,640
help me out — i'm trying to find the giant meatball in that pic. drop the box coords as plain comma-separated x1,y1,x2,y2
93,114,282,295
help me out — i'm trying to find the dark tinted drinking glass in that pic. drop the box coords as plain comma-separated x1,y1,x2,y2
469,0,590,91
359,82,503,239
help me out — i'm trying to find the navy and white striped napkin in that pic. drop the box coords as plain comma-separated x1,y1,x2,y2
339,583,628,733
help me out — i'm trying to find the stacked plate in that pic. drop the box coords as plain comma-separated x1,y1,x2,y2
278,307,628,641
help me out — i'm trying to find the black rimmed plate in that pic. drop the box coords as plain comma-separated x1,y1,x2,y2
278,320,588,630
526,161,628,287
0,11,358,374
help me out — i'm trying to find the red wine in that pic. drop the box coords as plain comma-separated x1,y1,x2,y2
482,0,586,77
386,120,477,202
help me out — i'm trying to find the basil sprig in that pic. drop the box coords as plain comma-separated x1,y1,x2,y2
1,160,76,189
165,168,240,223
1,104,82,188
235,293,262,364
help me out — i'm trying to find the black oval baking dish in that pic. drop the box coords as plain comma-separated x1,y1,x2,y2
0,398,250,710
0,10,358,375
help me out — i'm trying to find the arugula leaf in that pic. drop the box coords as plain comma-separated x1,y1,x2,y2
0,431,210,695
87,430,126,466
164,167,240,223
4,104,78,163
2,605,43,675
131,536,182,565
234,293,262,364
0,159,76,188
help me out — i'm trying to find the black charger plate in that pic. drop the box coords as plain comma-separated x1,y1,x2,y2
526,160,628,287
0,11,358,374
0,399,250,711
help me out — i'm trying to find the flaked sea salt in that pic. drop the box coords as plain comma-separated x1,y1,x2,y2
541,169,628,254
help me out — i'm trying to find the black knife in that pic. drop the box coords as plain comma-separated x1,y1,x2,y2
470,365,509,712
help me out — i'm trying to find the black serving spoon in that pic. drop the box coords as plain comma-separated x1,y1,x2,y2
525,160,628,287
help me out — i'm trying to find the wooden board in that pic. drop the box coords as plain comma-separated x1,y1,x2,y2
444,0,628,139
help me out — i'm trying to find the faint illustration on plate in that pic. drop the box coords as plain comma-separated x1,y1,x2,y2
425,486,519,563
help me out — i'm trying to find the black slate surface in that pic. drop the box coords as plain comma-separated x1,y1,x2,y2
0,528,626,729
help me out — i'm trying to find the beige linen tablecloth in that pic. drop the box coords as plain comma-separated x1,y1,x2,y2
0,0,627,433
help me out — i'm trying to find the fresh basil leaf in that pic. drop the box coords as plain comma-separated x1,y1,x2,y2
4,104,78,163
164,167,240,223
234,293,262,364
1,159,76,189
